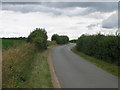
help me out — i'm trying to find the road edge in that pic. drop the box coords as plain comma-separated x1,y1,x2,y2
47,47,61,88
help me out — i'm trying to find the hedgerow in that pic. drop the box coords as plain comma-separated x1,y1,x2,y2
76,34,120,66
51,34,69,44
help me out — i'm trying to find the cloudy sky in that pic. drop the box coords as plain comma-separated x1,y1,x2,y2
0,1,118,40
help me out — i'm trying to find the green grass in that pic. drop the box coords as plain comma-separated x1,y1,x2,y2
72,47,120,77
3,43,53,88
2,39,26,50
47,41,57,47
28,52,53,88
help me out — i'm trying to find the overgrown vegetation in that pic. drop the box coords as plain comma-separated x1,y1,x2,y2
27,28,48,50
51,34,69,44
3,43,53,88
3,43,37,87
72,47,120,77
2,28,53,88
76,34,120,66
47,41,57,47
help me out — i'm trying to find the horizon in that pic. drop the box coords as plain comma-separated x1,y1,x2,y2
0,1,118,40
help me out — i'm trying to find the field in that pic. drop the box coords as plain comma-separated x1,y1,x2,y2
2,39,53,88
2,39,26,50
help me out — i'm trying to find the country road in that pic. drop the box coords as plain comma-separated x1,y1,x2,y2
51,43,118,88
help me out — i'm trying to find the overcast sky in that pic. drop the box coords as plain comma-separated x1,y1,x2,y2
0,1,118,40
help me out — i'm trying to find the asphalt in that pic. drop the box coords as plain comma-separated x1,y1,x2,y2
51,43,118,88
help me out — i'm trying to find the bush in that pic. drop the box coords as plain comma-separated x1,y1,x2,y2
33,37,44,49
56,36,69,44
51,34,59,41
51,34,69,44
27,28,48,49
76,34,120,66
69,39,77,43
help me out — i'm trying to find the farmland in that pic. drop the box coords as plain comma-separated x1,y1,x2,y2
2,38,26,50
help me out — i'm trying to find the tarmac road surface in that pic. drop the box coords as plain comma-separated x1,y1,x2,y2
51,43,118,88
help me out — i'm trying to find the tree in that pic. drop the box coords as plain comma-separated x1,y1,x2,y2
27,28,48,49
51,34,69,44
51,34,59,41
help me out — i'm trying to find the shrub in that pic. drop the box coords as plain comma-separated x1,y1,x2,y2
27,28,48,49
33,37,44,49
51,34,69,44
51,34,59,41
56,36,69,44
76,34,120,66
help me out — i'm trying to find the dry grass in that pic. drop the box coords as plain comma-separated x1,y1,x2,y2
2,43,37,88
2,42,53,88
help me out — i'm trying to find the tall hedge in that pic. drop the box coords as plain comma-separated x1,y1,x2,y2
27,28,48,49
51,34,69,44
76,34,120,66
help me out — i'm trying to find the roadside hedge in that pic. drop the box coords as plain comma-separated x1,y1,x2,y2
27,28,48,49
76,34,120,66
51,34,69,44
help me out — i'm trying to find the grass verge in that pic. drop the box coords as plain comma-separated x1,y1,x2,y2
27,51,53,88
3,43,53,88
72,47,120,77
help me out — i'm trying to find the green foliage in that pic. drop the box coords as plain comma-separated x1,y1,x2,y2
72,47,120,77
33,37,44,50
51,34,69,44
51,34,59,41
3,43,53,88
27,28,48,49
2,38,26,50
76,34,120,66
69,39,77,43
47,41,57,47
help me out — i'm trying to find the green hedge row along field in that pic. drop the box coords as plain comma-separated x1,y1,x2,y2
76,34,120,66
2,39,26,50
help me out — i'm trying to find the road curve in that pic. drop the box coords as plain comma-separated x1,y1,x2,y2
51,43,118,88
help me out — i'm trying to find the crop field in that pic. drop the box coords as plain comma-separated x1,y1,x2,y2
2,39,26,50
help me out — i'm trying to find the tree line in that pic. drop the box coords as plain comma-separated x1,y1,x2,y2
76,33,120,66
4,28,119,66
51,34,69,44
27,28,69,50
2,37,27,40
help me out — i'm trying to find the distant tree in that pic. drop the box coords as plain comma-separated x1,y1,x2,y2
69,39,77,43
51,34,69,44
51,34,59,41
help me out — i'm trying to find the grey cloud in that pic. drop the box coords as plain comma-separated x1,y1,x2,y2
42,2,118,12
102,13,118,29
87,23,99,30
2,4,62,15
2,2,118,16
